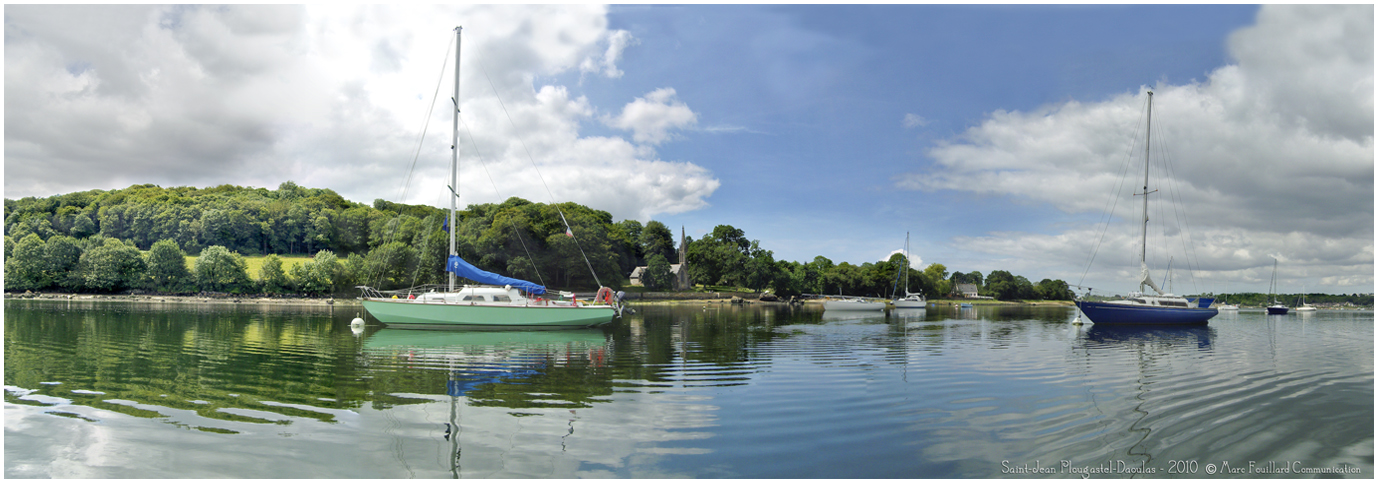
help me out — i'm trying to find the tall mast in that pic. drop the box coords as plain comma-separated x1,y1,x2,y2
448,26,462,292
1140,91,1152,268
1136,91,1155,294
1270,258,1278,302
904,232,910,294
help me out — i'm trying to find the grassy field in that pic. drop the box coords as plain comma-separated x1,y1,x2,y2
182,254,315,279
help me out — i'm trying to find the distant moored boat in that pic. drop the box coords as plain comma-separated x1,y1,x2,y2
1266,259,1288,315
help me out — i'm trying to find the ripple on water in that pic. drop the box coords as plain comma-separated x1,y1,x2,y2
5,302,1371,478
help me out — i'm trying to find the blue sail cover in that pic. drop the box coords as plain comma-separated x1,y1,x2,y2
446,255,547,295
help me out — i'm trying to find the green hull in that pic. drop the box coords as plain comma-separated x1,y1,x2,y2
361,299,615,328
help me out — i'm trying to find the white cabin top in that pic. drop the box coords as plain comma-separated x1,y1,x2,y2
416,285,528,305
1105,293,1197,308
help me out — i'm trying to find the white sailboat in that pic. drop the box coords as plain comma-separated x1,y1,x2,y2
823,297,886,312
1295,286,1317,312
357,27,622,328
1216,295,1239,311
823,287,885,312
892,232,927,309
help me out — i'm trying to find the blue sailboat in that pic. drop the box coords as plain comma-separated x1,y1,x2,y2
1075,91,1218,325
1266,259,1289,315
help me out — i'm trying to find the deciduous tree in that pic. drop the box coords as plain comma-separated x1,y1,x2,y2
194,245,251,293
259,254,290,294
640,221,675,263
75,238,146,292
643,254,674,291
5,234,48,290
144,239,189,292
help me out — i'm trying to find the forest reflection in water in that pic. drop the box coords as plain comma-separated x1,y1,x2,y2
5,300,1372,478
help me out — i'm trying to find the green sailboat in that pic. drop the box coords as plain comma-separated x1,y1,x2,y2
357,27,622,329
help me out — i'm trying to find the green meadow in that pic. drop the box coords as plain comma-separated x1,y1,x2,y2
183,254,315,279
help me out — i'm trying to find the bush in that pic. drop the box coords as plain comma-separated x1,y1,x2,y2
44,236,83,289
74,238,146,292
194,245,251,293
642,254,674,291
5,234,48,290
144,239,190,292
258,254,290,294
290,250,338,295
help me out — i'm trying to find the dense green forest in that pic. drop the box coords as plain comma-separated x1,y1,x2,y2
6,182,1076,301
4,182,643,296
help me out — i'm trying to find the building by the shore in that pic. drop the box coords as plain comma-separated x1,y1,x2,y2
950,283,992,299
628,226,690,291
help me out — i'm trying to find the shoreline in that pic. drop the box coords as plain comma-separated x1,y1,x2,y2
8,292,1363,311
5,291,349,306
4,290,1076,308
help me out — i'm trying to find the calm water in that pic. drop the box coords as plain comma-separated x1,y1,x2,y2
5,300,1372,478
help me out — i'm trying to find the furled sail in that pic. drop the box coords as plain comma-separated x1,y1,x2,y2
1138,262,1165,296
447,255,547,295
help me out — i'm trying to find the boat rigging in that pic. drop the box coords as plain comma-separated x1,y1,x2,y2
1073,91,1218,325
356,26,624,328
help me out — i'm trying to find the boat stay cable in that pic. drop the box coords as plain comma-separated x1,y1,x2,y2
1078,91,1208,298
1078,95,1150,289
1150,121,1205,296
366,35,455,290
474,60,605,289
455,117,548,288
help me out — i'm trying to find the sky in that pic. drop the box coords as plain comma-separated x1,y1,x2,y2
4,4,1373,295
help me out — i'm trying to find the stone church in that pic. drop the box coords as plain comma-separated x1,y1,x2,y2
629,226,690,291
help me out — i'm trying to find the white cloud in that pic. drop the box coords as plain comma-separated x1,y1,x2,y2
3,5,718,222
883,249,922,270
580,29,637,79
902,113,929,128
895,4,1373,293
602,88,699,146
1227,5,1373,142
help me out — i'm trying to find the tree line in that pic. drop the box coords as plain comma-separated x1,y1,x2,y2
1205,292,1373,308
653,225,1073,300
5,182,1075,300
3,183,676,296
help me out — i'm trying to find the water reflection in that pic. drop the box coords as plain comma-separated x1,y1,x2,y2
5,300,1371,478
361,328,613,409
1080,324,1215,351
819,310,888,322
889,307,928,321
4,300,365,434
358,328,613,478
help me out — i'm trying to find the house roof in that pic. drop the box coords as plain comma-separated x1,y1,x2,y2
630,264,683,278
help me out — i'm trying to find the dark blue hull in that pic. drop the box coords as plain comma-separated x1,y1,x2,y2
1267,306,1289,315
1075,300,1217,325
